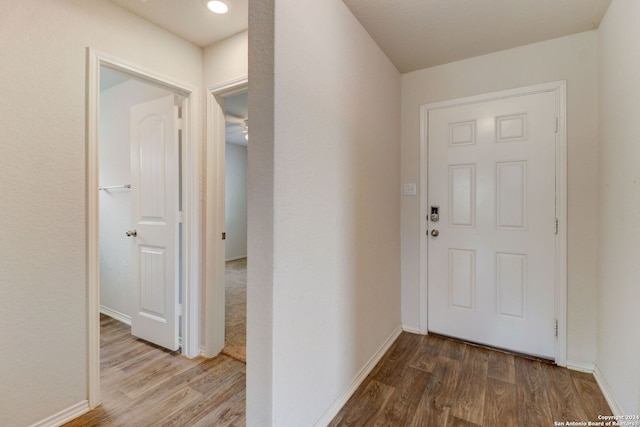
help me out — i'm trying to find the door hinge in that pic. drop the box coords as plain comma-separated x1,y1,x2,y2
554,319,559,337
555,218,559,235
222,232,226,240
555,117,559,133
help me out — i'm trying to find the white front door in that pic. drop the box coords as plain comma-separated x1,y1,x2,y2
426,90,557,359
129,95,180,351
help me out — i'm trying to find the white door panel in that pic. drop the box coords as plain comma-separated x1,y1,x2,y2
130,95,180,351
427,91,557,359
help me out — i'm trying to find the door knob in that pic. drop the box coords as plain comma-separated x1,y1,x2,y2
430,229,439,237
126,230,137,237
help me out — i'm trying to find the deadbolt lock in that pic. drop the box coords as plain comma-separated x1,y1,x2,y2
430,206,440,222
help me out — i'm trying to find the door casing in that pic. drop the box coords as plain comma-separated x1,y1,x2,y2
418,81,567,366
86,48,202,408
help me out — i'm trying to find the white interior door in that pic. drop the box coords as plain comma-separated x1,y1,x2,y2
427,90,557,359
129,95,180,351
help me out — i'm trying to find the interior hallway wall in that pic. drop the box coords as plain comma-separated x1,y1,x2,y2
248,0,401,424
597,0,640,414
99,78,172,321
0,1,202,426
204,30,248,86
225,142,248,261
400,30,600,366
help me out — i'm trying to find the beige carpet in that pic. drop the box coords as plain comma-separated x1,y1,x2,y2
222,258,246,363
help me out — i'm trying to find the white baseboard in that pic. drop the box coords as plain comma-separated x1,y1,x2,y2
225,256,247,262
100,305,131,325
313,325,403,427
402,324,421,335
29,401,89,427
594,365,624,416
566,359,595,373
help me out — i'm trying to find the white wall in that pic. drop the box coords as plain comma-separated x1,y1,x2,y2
0,1,202,426
248,0,401,425
225,142,248,261
247,0,275,421
401,31,600,366
99,79,172,320
204,30,248,87
597,0,640,414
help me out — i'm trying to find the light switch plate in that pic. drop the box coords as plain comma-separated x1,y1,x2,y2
403,183,417,196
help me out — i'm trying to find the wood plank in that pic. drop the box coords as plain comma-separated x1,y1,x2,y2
483,377,517,426
190,388,246,427
571,370,614,418
328,374,375,427
370,332,422,387
121,386,205,426
159,371,246,427
542,363,590,423
514,357,553,426
409,334,445,373
487,349,516,384
451,347,489,424
188,357,247,395
408,356,462,426
117,353,201,399
328,380,395,426
440,336,468,361
373,367,432,426
447,416,482,427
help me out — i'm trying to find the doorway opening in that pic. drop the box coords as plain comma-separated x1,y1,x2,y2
87,49,203,408
98,66,180,339
220,90,248,362
203,76,248,358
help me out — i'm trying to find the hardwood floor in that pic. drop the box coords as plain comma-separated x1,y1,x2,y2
64,315,245,427
329,332,612,426
67,319,611,426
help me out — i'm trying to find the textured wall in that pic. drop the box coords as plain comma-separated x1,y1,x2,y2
204,30,248,87
0,1,202,425
597,0,640,414
248,0,401,424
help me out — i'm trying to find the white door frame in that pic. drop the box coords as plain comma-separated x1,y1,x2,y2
418,81,567,366
203,76,248,357
86,48,202,408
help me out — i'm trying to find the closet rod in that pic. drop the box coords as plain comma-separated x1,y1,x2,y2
99,184,131,191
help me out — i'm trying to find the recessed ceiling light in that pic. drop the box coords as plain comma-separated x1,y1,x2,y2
205,0,228,14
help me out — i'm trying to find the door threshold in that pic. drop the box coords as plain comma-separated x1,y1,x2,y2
428,331,556,365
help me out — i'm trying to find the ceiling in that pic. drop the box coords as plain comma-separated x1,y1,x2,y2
343,0,612,73
108,0,248,47
107,0,612,72
225,91,249,146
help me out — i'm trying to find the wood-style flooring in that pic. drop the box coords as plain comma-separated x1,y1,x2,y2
329,332,612,426
66,317,611,426
64,314,245,427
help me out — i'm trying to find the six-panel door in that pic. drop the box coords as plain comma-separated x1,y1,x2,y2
427,90,557,359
